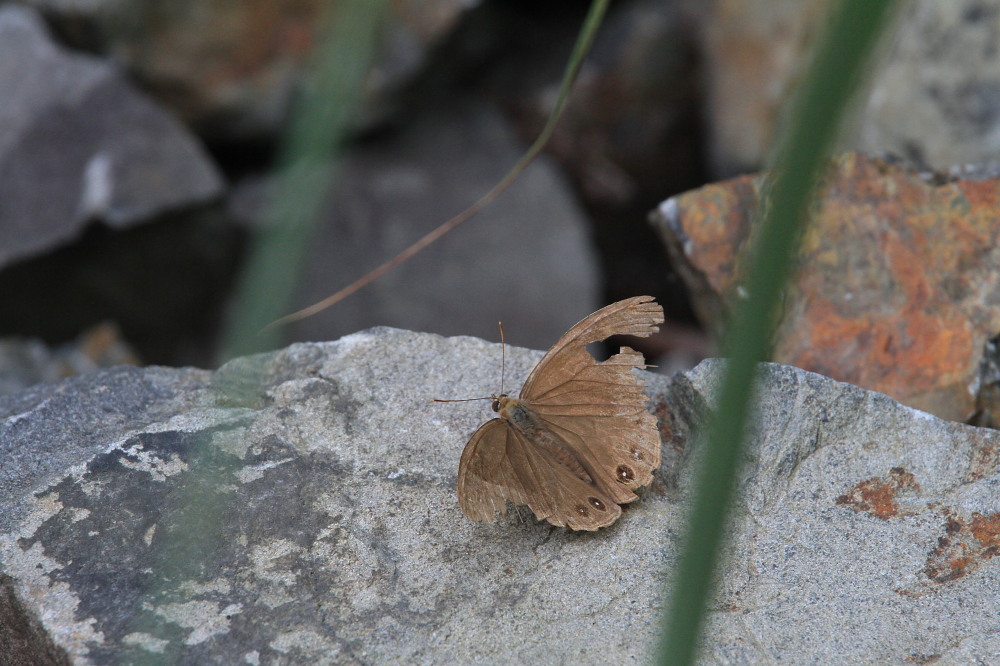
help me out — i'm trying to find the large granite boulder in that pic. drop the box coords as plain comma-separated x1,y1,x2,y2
1,327,998,662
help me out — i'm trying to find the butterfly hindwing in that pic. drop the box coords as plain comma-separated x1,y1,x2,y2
457,419,530,523
458,419,622,530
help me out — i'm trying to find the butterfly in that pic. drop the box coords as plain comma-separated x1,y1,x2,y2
451,296,664,531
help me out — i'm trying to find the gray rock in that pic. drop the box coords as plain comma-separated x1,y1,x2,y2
232,102,599,352
698,0,1000,176
1,328,998,663
0,5,223,267
857,1,1000,167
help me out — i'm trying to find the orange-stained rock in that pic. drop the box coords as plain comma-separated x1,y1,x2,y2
653,152,1000,423
81,0,472,139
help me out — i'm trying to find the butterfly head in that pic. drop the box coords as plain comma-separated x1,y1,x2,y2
490,394,509,413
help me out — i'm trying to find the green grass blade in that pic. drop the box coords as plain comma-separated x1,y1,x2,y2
657,2,900,663
217,2,389,363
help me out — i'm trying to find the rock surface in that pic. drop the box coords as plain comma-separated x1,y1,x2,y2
0,5,223,268
699,0,1000,175
857,1,1000,169
2,327,999,662
697,0,830,177
651,152,1000,423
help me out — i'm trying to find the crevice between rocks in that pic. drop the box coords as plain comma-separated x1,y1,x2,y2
0,573,71,666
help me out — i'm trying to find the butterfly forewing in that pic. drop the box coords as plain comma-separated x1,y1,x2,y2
519,296,664,401
526,346,661,503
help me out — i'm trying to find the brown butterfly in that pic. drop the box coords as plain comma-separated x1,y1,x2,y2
450,296,664,531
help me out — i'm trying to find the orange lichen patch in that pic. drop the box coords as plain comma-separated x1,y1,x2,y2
774,153,1000,418
782,203,975,408
963,437,1000,482
969,513,1000,549
957,178,1000,208
660,174,761,336
670,174,758,295
836,467,921,520
653,399,684,453
923,511,1000,584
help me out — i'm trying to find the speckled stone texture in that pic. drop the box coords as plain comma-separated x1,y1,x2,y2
1,327,999,663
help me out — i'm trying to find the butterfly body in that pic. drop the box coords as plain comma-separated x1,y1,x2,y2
456,296,665,531
494,395,596,485
494,395,534,432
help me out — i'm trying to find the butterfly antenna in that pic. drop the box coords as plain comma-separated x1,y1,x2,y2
431,321,506,403
498,321,506,396
431,396,492,403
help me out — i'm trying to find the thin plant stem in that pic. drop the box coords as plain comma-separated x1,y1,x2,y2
265,0,611,331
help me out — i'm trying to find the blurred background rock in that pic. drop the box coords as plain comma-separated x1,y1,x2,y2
2,0,999,391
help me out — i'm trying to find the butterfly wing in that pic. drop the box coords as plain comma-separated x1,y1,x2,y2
457,418,622,530
457,419,531,523
520,296,664,504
